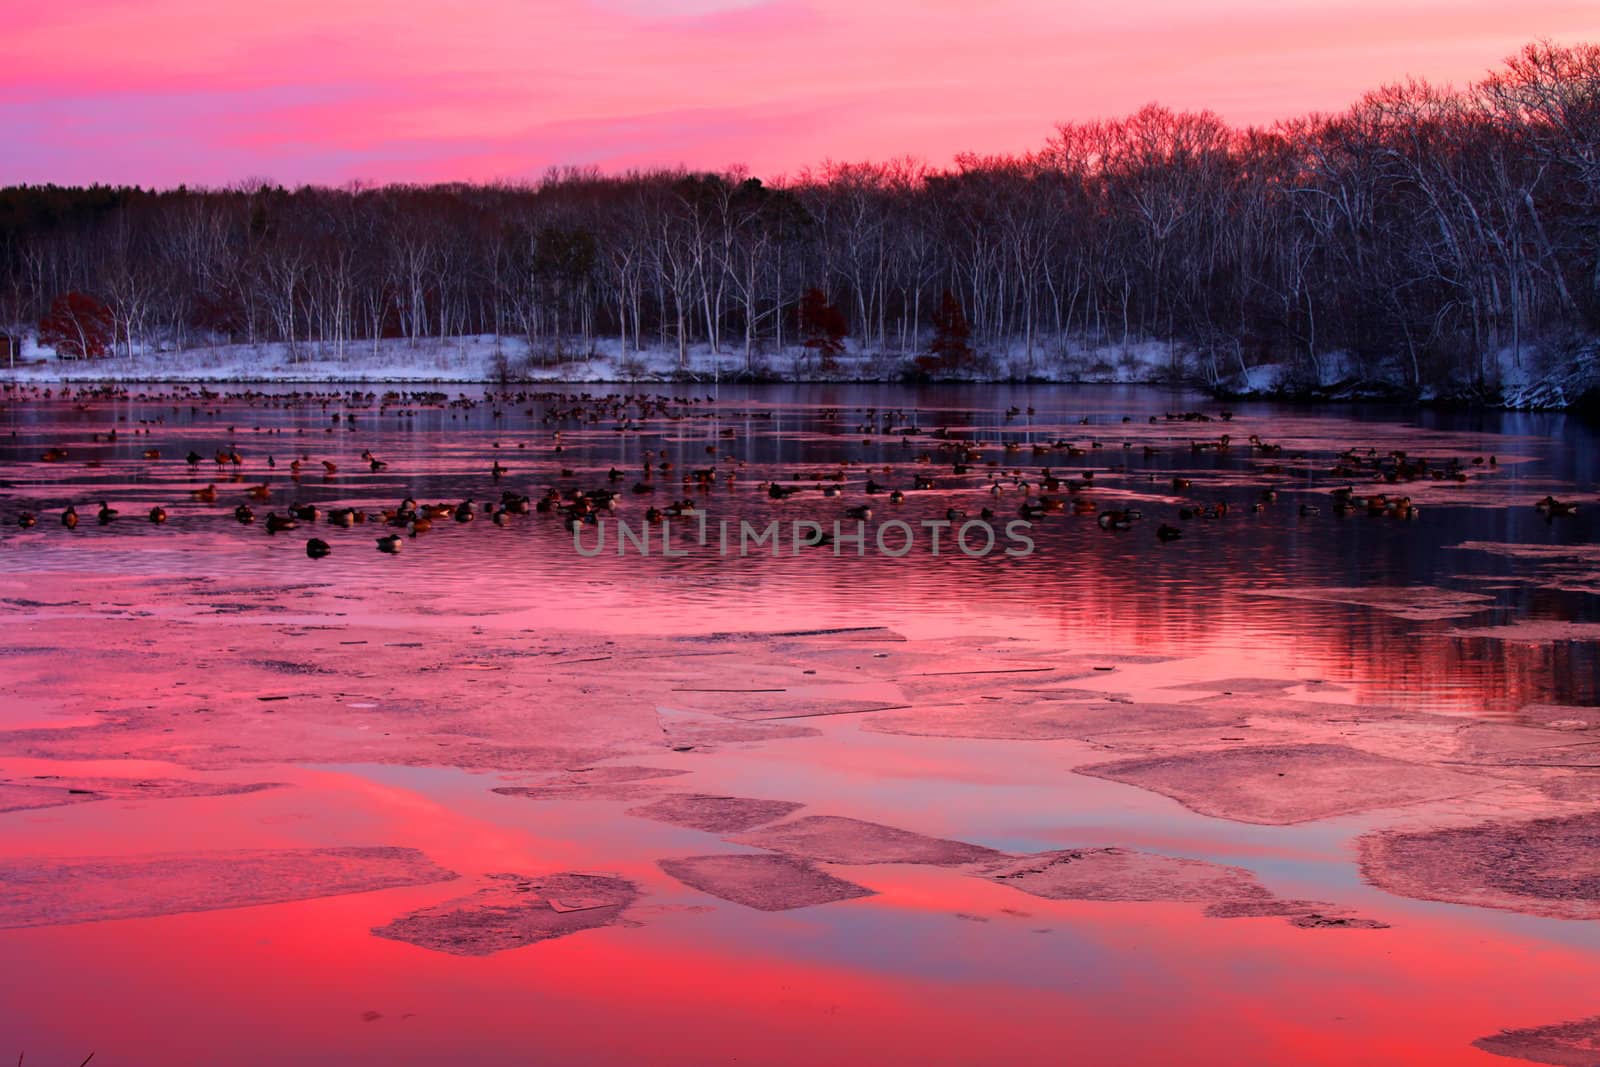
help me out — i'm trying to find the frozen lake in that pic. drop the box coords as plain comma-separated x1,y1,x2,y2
1,381,1598,1066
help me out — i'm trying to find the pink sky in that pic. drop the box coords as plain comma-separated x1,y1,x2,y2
3,0,1598,187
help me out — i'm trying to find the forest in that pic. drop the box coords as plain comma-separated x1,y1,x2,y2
2,41,1598,392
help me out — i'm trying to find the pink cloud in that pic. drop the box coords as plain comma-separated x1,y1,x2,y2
2,0,1598,186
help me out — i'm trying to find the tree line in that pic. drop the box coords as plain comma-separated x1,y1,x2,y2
3,40,1598,389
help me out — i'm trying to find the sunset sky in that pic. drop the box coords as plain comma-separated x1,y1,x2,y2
4,0,1598,188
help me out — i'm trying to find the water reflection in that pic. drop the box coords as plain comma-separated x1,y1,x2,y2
3,382,1600,1067
2,383,1595,718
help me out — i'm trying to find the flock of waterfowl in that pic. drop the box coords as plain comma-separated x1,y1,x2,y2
0,383,1583,561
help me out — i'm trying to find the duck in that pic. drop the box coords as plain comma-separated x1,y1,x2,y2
290,502,319,523
148,506,168,524
61,505,79,529
191,484,218,503
1535,495,1578,517
305,537,331,559
889,489,906,504
97,502,118,525
1156,523,1183,541
454,501,476,523
845,505,872,520
235,504,256,524
16,511,37,529
376,533,404,554
264,512,298,534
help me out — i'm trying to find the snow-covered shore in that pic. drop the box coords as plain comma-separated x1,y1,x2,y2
4,333,1595,410
0,334,1190,387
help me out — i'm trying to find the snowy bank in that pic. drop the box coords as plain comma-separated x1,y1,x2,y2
4,332,1597,409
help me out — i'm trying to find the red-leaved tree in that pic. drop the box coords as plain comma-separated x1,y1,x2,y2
918,290,974,372
798,287,847,367
39,292,114,359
